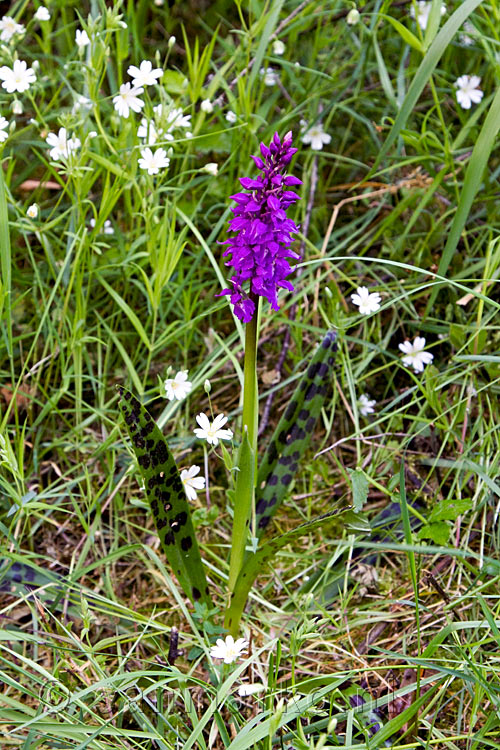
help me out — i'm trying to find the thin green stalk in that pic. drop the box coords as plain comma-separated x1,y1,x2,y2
225,300,259,633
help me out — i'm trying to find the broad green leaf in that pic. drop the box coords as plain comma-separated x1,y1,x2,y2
117,387,210,605
254,329,337,538
418,522,450,545
378,14,423,53
348,468,369,512
226,506,352,634
429,497,472,522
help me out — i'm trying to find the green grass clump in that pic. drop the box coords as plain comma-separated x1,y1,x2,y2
1,0,500,748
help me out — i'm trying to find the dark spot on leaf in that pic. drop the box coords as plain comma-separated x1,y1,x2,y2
284,400,298,420
298,409,309,421
292,451,300,461
306,417,315,431
181,536,192,551
192,587,201,601
281,474,292,485
268,495,277,506
318,362,329,377
328,355,335,366
278,455,292,466
157,517,167,529
256,499,267,514
268,475,278,486
305,384,317,400
138,453,150,469
307,362,318,378
258,516,271,529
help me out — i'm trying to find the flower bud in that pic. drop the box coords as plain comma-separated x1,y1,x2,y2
347,8,360,25
27,203,39,219
200,99,213,113
168,35,176,48
204,379,211,393
203,162,218,176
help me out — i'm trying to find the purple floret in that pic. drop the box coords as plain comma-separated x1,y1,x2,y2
218,131,302,322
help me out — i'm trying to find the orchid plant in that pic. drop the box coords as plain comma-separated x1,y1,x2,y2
118,132,354,636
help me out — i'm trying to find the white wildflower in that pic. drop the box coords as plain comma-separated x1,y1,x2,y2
351,286,382,315
138,146,170,175
202,162,218,176
180,465,206,501
238,682,266,697
225,110,237,124
410,1,446,31
0,60,36,93
113,83,144,118
210,635,248,664
347,8,360,25
0,117,9,142
301,122,331,151
127,60,163,87
164,370,192,401
165,107,191,131
45,127,81,160
399,336,434,373
455,75,483,110
272,40,285,55
137,117,163,145
90,218,114,235
200,98,213,113
193,413,233,447
75,29,90,48
0,16,25,42
27,203,38,219
260,67,279,86
358,394,376,416
34,7,50,22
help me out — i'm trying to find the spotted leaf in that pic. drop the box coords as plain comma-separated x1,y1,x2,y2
254,329,337,536
117,386,210,606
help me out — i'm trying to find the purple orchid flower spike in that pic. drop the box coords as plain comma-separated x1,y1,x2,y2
219,131,302,322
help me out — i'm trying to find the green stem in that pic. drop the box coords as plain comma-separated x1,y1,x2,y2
224,298,259,634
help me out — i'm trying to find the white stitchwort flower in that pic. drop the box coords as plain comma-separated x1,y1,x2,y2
260,67,279,86
194,413,233,446
351,286,382,315
45,127,81,161
138,147,170,175
34,6,50,22
410,1,446,31
137,118,164,145
75,29,90,48
210,635,248,664
180,465,206,501
90,218,114,235
399,336,434,373
455,75,483,110
225,110,237,124
164,370,192,401
200,98,213,113
347,8,360,25
358,394,376,416
127,60,163,87
165,107,191,131
238,682,266,697
0,60,36,93
0,16,25,42
0,117,9,142
460,21,475,46
27,203,39,219
272,39,285,55
203,162,218,176
301,122,331,151
113,83,144,118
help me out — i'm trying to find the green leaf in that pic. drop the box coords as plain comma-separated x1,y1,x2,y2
225,506,351,633
378,14,423,53
162,70,187,95
429,497,472,522
348,468,369,512
117,386,210,605
254,330,337,537
228,428,255,593
417,522,450,545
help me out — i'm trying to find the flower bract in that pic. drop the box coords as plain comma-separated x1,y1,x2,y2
219,131,302,322
180,465,206,501
210,635,249,664
164,370,192,401
193,413,233,446
399,336,434,373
